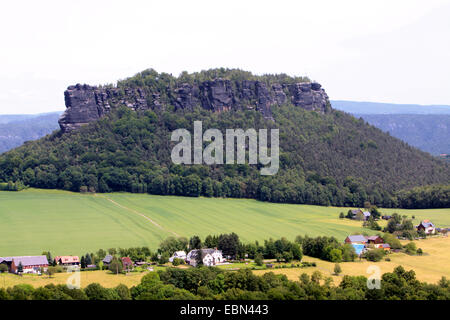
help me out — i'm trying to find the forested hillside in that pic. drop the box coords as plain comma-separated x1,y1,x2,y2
0,70,448,208
0,112,61,154
354,114,450,155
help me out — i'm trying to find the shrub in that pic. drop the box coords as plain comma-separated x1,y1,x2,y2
382,233,402,249
404,242,417,255
364,249,385,262
254,253,264,267
334,264,342,275
172,258,184,266
0,264,8,273
158,253,170,265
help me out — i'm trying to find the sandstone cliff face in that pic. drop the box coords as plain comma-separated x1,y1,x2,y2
59,79,330,132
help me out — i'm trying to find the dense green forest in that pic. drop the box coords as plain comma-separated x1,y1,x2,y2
0,70,448,208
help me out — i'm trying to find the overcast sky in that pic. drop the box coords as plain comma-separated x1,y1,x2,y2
1,0,449,114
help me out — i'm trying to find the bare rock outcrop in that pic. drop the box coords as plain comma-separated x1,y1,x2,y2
59,79,330,133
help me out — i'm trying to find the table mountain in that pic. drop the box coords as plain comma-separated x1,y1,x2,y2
1,69,448,208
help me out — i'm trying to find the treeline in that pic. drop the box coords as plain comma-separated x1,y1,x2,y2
397,185,450,209
296,236,357,262
0,181,27,191
71,233,357,265
155,233,355,264
1,266,449,300
0,70,448,209
116,68,311,96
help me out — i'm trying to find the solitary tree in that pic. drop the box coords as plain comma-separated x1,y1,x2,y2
47,266,57,278
85,253,92,265
0,264,8,273
80,256,86,269
334,263,342,275
254,253,264,267
404,242,417,255
108,257,123,274
17,262,23,274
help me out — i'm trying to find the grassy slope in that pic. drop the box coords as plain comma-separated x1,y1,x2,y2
0,189,172,256
0,189,449,257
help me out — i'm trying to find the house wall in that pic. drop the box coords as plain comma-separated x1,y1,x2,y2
11,262,48,273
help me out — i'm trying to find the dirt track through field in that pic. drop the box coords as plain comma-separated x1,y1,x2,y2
97,194,180,237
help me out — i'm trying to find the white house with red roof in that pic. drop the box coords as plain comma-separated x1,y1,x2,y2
416,220,436,235
54,256,80,266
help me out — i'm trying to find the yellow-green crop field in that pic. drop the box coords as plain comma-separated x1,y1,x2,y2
254,236,450,285
0,189,449,257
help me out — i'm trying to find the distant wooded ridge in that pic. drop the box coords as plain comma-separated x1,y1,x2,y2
0,112,61,154
331,101,450,155
331,100,450,115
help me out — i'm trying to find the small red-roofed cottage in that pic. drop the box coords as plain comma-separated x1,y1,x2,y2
367,235,383,245
54,256,80,266
121,257,133,271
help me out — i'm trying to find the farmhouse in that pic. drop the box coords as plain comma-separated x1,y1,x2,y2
350,209,363,216
0,257,12,271
367,235,383,245
344,235,368,244
4,256,49,274
121,257,133,270
186,249,225,267
362,211,371,220
54,256,80,266
344,234,390,256
169,251,187,262
102,255,113,265
416,220,436,235
349,209,371,221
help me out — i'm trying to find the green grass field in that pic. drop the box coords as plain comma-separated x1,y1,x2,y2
0,189,449,256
